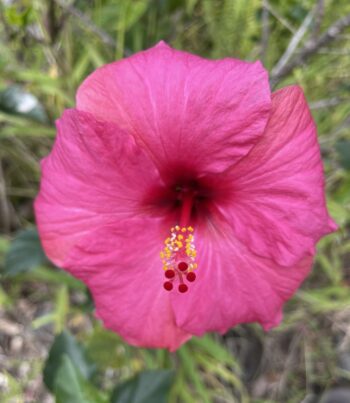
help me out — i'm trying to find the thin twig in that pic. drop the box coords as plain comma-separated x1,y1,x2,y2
53,0,116,48
0,159,11,232
274,331,304,400
47,0,63,44
310,0,325,41
270,12,350,86
271,9,314,78
264,1,296,33
309,97,349,110
259,0,270,63
317,48,350,55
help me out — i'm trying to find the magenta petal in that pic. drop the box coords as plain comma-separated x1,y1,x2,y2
63,219,191,350
171,227,313,336
220,86,337,266
34,109,160,266
76,41,271,176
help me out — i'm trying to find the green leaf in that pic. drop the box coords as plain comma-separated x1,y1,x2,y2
177,346,211,403
3,228,48,276
124,0,149,30
4,5,34,28
336,140,350,171
54,355,106,403
21,266,86,291
44,331,95,392
54,355,88,403
86,327,123,368
110,370,174,403
0,85,49,124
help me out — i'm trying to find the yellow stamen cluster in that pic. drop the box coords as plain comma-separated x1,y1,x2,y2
160,225,197,271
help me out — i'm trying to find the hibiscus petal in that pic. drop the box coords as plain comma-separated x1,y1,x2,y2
171,226,313,336
34,109,160,266
76,41,271,177
63,219,191,351
218,85,337,267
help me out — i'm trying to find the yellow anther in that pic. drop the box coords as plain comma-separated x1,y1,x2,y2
161,224,198,278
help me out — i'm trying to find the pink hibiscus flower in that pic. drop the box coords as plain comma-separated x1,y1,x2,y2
35,41,336,351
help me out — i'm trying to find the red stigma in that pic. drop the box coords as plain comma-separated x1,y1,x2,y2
178,261,188,272
165,269,175,279
186,272,196,282
163,281,173,291
178,284,188,293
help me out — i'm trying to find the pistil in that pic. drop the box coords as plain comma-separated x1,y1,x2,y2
160,192,198,293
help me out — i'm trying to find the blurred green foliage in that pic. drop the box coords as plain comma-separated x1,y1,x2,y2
0,0,350,402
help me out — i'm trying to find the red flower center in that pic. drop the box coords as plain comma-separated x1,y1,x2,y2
144,165,224,226
145,169,228,293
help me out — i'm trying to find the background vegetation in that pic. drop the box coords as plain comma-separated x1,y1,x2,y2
0,0,350,402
